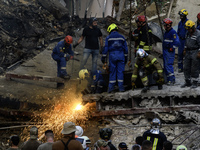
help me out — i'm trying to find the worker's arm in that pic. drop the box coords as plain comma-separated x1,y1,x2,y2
73,36,84,48
99,36,103,47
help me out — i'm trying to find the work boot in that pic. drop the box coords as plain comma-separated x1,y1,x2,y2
167,81,175,86
191,81,198,89
158,84,163,90
181,80,191,88
141,86,150,93
61,74,71,79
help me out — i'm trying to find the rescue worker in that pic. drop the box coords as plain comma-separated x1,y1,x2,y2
177,9,188,73
73,17,103,76
7,135,20,150
101,23,128,93
135,15,153,54
52,122,83,150
143,118,167,150
21,126,42,150
94,140,110,150
162,18,180,85
181,20,200,88
99,128,117,150
79,69,106,94
197,13,200,30
52,35,74,79
37,130,54,150
131,49,164,93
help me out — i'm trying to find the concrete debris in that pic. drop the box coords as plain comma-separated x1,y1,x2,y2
139,98,162,108
181,111,200,124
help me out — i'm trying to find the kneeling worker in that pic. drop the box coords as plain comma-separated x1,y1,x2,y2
131,49,164,93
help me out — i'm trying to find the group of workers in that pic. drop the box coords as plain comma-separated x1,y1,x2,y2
51,9,200,93
8,119,188,150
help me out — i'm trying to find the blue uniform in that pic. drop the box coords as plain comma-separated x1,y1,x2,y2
197,22,200,30
51,41,74,77
163,28,180,83
177,19,188,71
102,31,128,92
92,70,106,93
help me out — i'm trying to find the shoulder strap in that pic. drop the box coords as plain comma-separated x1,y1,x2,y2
61,139,72,150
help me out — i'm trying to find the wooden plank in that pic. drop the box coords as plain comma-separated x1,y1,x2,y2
5,73,65,83
92,105,200,116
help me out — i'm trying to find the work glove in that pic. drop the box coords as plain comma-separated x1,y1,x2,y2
125,56,128,64
101,56,106,64
70,55,74,60
168,48,173,52
100,46,104,54
197,51,200,59
73,42,79,48
132,82,136,90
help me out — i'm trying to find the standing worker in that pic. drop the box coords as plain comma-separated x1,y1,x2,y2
52,35,74,79
73,17,103,76
162,18,180,86
177,9,188,73
196,13,200,30
143,118,167,150
181,20,200,88
131,49,164,93
101,23,128,93
135,15,153,54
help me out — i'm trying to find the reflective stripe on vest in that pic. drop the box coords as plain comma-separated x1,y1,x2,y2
152,138,158,150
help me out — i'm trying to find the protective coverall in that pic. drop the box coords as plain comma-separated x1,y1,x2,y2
184,29,200,85
102,31,128,92
143,130,167,150
177,19,188,71
197,22,200,30
132,54,163,87
91,70,106,94
52,41,74,77
163,28,180,83
137,25,153,53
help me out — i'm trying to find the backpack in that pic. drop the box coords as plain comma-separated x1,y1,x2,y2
61,139,72,150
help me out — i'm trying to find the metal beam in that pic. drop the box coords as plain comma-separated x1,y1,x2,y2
92,105,200,116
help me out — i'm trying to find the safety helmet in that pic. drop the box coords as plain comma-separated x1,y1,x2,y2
75,126,84,137
163,18,173,26
64,35,73,44
150,118,161,134
184,20,195,30
176,145,187,150
136,15,146,23
82,136,91,144
107,23,118,33
99,128,112,140
178,9,188,16
197,13,200,20
79,69,89,80
30,126,38,140
136,49,147,58
89,17,98,26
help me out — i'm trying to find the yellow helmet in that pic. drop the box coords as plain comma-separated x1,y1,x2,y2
185,20,195,29
178,9,188,16
176,145,187,150
107,23,118,33
79,69,89,79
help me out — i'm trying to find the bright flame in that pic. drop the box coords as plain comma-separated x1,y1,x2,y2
75,103,83,110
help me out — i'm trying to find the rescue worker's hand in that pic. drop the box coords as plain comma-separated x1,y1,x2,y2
100,46,103,54
168,48,173,52
125,56,128,64
132,82,136,90
65,54,70,61
101,57,106,64
197,51,200,59
73,42,79,48
183,49,186,56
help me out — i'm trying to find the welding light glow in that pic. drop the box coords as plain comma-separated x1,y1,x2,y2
75,104,83,110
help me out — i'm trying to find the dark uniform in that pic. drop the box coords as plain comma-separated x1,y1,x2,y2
184,29,200,85
132,54,163,87
137,25,153,54
143,130,167,150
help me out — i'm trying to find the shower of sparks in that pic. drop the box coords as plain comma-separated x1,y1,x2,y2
21,86,90,142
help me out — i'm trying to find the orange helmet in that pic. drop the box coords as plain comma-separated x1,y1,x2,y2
197,13,200,20
64,35,73,44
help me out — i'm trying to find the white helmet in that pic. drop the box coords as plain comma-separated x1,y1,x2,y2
75,126,83,137
82,136,91,144
136,49,148,58
150,118,161,134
